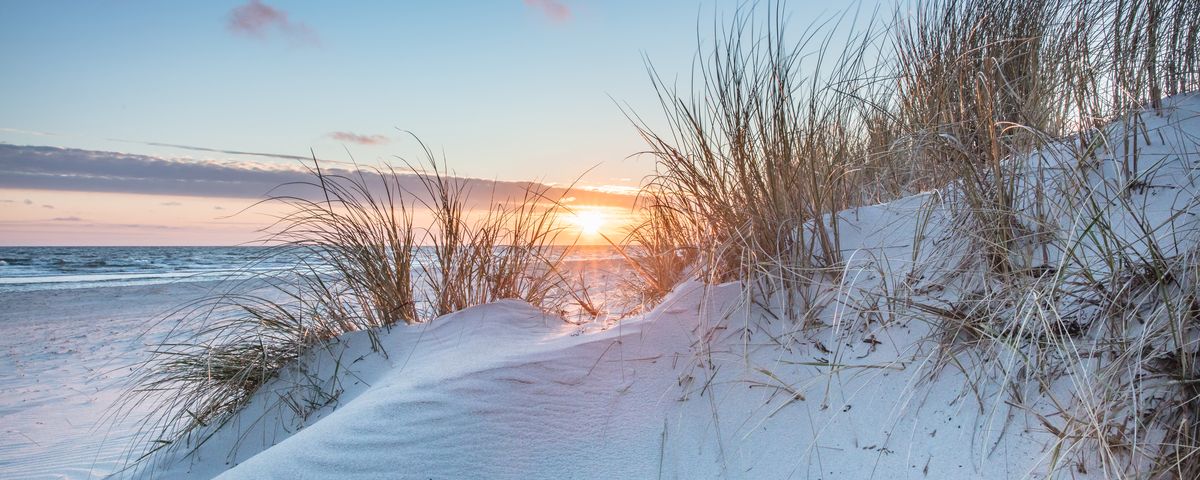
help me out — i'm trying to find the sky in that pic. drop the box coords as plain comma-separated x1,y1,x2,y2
0,0,862,245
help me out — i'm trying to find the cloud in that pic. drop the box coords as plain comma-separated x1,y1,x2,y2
160,201,183,206
524,0,572,23
114,139,314,162
579,184,641,196
1,145,303,199
327,132,390,145
226,0,319,45
0,144,635,209
42,204,54,209
23,199,32,205
0,219,182,232
0,127,57,137
111,223,181,231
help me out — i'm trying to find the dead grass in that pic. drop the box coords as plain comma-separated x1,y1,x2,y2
629,2,893,318
632,0,1200,476
115,143,576,475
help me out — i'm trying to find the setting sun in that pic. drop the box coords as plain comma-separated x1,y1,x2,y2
570,209,606,236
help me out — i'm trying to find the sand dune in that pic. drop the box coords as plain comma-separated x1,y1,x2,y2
141,96,1199,479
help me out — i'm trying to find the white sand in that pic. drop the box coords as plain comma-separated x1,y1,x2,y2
0,281,227,479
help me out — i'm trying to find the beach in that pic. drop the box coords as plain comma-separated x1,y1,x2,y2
0,247,629,479
0,281,223,479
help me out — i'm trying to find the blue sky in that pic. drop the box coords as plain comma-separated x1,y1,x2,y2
0,0,863,244
0,0,720,184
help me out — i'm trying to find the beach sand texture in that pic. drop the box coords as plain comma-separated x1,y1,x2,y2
0,282,221,479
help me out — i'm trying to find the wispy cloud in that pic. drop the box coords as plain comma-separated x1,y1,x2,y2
41,204,54,209
52,216,82,222
160,201,183,206
579,184,641,196
0,144,635,208
0,127,57,137
227,0,319,46
524,0,572,23
111,139,314,162
327,132,390,145
111,223,181,231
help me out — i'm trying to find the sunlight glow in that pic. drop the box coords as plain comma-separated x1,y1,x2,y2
570,210,606,236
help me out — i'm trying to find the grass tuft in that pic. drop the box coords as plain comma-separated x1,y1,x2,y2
114,140,576,475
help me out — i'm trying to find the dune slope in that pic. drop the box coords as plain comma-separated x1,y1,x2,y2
147,96,1199,479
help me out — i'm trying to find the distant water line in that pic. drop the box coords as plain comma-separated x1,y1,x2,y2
0,245,621,293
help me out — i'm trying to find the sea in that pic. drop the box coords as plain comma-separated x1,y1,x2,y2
0,245,621,294
0,246,294,293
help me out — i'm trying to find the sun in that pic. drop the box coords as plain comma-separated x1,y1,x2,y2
570,210,605,236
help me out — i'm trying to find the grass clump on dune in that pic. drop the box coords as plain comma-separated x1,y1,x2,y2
609,197,697,307
115,142,575,474
630,0,1199,296
888,3,1200,474
410,149,570,317
629,0,1200,476
628,3,891,318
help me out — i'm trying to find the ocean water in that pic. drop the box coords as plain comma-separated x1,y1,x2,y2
0,246,294,293
0,245,620,293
